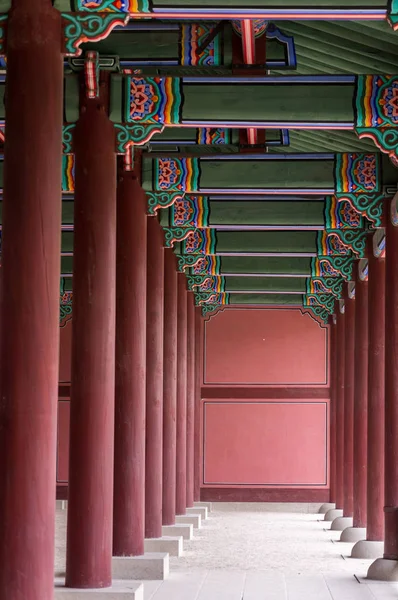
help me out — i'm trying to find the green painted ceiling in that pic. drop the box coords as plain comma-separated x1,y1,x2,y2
14,8,394,319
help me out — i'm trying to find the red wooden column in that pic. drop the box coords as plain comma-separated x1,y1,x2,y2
353,233,385,559
341,262,368,542
368,199,398,579
186,292,195,508
176,275,188,515
0,2,63,598
113,162,147,557
163,250,178,526
145,217,165,539
194,307,203,502
66,79,117,587
329,315,338,505
342,283,356,521
328,302,345,524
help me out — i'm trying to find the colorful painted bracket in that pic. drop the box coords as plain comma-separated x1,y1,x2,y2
335,192,384,228
62,12,129,57
147,191,185,216
187,275,225,293
306,277,344,298
356,127,398,168
303,293,335,313
318,229,368,257
311,255,354,280
114,123,164,153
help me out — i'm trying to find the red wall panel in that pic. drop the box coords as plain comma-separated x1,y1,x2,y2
204,308,328,386
203,400,328,487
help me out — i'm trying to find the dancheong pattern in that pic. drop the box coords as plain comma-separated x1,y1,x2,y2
335,153,380,194
181,24,222,66
127,77,182,125
171,196,210,228
198,128,231,145
155,158,200,192
324,197,363,229
356,76,398,128
317,230,367,257
311,256,354,280
75,0,151,12
182,230,217,255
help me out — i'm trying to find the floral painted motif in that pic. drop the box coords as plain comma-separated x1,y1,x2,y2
335,153,380,194
155,158,200,192
127,77,182,124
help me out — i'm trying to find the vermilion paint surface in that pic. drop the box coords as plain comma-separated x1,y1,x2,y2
59,319,72,383
204,308,328,386
203,401,327,487
57,401,70,484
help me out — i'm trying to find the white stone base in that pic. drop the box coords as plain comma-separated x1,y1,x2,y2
144,536,183,557
324,508,343,522
367,558,398,580
330,516,353,531
318,503,336,514
56,500,67,511
340,526,366,543
187,506,208,520
176,513,202,529
54,579,143,600
162,523,193,540
194,501,212,512
351,540,384,559
112,553,169,581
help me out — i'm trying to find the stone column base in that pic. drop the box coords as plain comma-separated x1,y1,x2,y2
195,501,212,512
351,540,384,559
367,557,398,580
330,516,353,531
318,503,336,514
176,513,202,529
55,579,143,599
112,553,169,581
187,506,208,520
324,508,343,522
144,536,183,557
162,523,193,540
340,526,366,543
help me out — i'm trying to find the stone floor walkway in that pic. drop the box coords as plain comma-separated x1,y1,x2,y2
55,503,398,599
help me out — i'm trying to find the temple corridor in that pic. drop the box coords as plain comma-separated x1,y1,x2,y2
55,504,398,599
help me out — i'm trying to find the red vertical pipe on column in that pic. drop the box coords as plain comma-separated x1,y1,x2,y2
329,315,337,505
194,308,203,502
383,200,398,559
145,217,164,539
353,264,369,529
335,306,346,510
343,284,355,517
0,3,62,598
186,293,195,508
176,275,188,515
66,93,117,587
113,164,147,557
366,238,385,542
163,250,178,526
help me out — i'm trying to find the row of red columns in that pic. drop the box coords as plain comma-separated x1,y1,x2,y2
0,6,202,595
329,212,398,573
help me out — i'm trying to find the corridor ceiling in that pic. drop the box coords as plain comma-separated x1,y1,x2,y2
1,1,397,323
